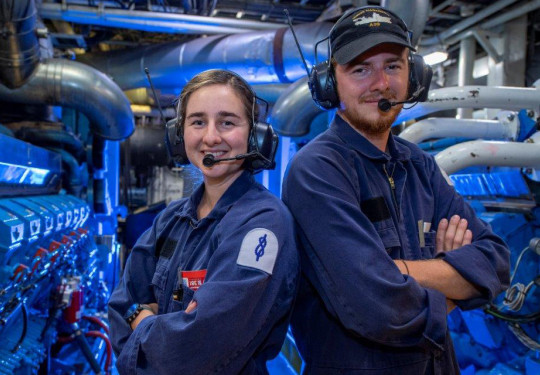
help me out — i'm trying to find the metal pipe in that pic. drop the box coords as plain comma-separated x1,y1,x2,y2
381,0,430,45
49,148,85,197
445,0,540,46
71,323,103,375
457,37,475,119
435,140,540,175
38,3,284,35
398,117,517,144
395,85,540,123
431,0,455,15
0,59,134,140
77,22,332,90
0,0,40,88
420,0,518,46
268,76,324,136
471,29,501,63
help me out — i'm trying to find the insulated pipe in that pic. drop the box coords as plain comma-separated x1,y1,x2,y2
398,117,517,144
76,22,332,90
0,59,134,140
0,0,41,88
435,140,540,175
396,86,540,123
269,76,323,136
420,0,518,46
38,3,284,34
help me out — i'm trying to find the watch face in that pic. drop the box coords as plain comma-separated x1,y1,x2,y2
124,304,140,321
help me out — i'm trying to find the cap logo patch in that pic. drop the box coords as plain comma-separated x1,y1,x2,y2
237,228,278,274
353,9,392,27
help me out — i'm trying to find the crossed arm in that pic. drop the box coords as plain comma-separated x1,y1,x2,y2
130,301,197,330
395,215,482,307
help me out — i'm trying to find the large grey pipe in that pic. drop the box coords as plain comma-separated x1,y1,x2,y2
269,76,324,136
0,0,40,88
0,59,134,140
77,22,332,90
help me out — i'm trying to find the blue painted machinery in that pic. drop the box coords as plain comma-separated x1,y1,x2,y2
445,169,540,375
0,134,117,375
402,108,540,375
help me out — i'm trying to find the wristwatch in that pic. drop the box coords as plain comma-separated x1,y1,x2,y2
124,304,153,324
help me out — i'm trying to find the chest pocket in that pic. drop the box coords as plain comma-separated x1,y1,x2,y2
151,260,169,312
421,230,437,259
373,219,401,252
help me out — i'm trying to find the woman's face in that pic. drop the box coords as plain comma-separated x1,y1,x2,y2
183,84,251,185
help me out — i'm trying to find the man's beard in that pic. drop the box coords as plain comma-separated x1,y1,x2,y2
340,101,401,137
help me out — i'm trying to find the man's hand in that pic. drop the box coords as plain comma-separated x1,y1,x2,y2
394,214,480,302
436,215,472,254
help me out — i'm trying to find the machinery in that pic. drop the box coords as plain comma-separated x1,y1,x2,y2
0,135,119,374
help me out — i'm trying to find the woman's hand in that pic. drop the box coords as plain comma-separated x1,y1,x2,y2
130,304,157,330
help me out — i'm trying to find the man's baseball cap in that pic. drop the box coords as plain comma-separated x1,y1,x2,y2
330,7,416,65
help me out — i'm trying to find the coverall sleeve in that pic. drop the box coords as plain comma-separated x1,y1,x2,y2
108,211,165,355
282,150,447,350
114,204,298,375
429,157,510,310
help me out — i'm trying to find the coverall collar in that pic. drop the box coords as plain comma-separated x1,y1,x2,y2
176,169,255,221
331,114,411,162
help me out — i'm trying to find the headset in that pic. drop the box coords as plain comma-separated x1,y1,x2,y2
165,70,278,171
306,6,433,110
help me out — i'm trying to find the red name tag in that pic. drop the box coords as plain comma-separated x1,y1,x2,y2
181,270,207,291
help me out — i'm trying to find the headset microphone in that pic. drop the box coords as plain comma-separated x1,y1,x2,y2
377,86,426,112
378,98,409,112
202,152,258,167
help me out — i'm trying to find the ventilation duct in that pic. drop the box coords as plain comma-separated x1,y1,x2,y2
0,0,40,88
0,58,134,140
76,22,332,90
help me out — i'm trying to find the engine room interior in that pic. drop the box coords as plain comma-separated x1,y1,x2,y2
1,0,540,374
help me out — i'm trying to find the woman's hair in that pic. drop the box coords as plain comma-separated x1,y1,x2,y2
177,69,258,133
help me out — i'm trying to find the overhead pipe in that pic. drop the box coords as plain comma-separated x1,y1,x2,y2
0,59,134,140
38,3,284,35
76,22,332,90
0,0,41,88
396,85,540,123
420,0,518,46
445,0,540,47
398,114,519,144
435,140,540,175
381,0,430,45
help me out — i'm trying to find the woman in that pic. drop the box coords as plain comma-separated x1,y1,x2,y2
108,69,299,375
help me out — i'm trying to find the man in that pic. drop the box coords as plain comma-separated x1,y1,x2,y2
282,6,510,374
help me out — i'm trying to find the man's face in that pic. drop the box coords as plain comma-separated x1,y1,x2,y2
334,43,409,136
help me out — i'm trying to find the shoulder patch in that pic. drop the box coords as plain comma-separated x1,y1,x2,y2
237,228,278,275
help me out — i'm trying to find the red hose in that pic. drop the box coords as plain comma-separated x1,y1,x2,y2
82,315,110,334
86,330,112,375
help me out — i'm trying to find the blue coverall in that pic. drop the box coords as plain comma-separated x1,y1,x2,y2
282,115,510,374
109,171,300,375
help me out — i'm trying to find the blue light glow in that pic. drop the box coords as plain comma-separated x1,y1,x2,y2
0,162,51,186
